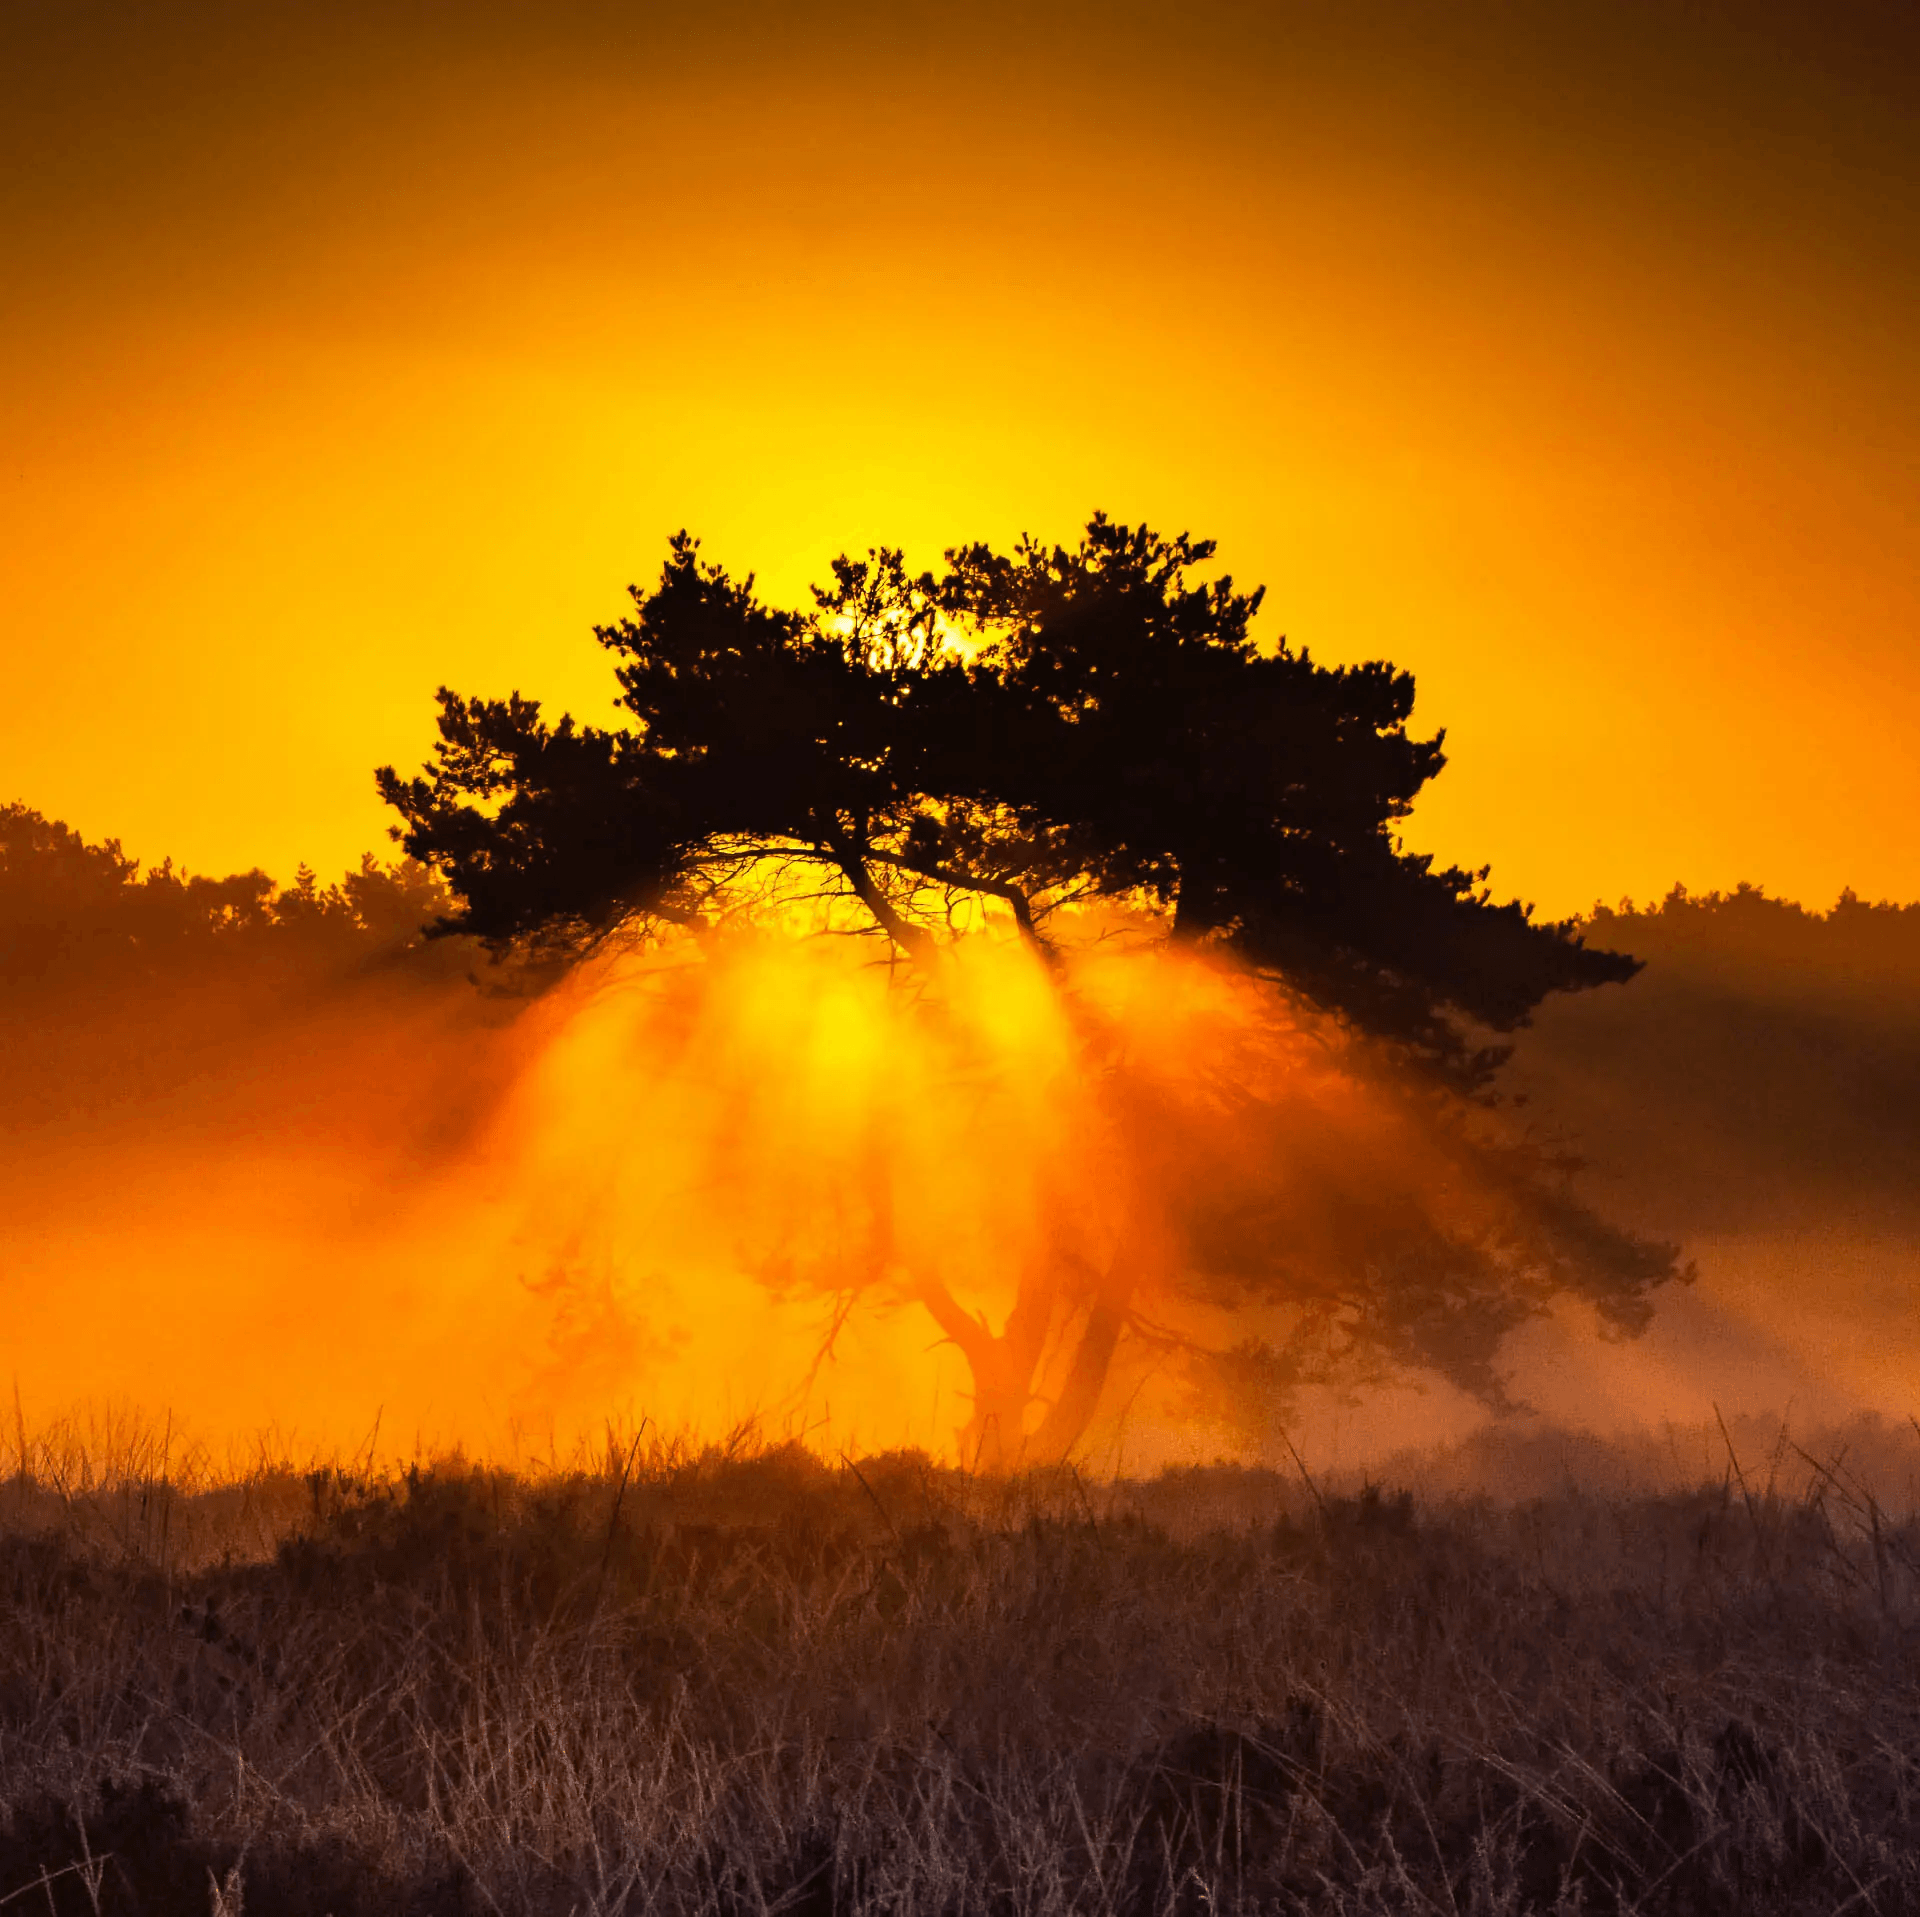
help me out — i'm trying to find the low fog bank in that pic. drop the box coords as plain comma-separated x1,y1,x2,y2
1492,883,1920,1460
0,804,977,1453
7,1413,1920,1588
1354,1408,1920,1510
0,804,544,1443
3,804,1916,1469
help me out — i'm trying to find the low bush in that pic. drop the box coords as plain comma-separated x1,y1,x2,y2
2,1439,1918,1914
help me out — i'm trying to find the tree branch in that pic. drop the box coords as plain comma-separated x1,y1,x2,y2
826,836,940,968
910,1273,995,1371
867,849,1053,960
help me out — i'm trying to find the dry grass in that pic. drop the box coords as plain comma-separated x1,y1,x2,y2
3,1426,1920,1915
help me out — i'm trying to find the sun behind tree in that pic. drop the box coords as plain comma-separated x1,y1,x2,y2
379,515,1678,1468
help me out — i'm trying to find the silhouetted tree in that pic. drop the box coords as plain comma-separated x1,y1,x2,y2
380,516,1676,1465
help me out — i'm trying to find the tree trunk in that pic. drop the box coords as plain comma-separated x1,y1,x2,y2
917,1262,1133,1473
963,1366,1032,1474
842,876,1132,1472
1024,1299,1126,1465
913,1270,1043,1471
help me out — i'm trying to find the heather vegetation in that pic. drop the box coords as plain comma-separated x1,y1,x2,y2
5,1429,1920,1916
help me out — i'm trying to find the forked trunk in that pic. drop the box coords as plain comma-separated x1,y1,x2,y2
867,891,1133,1472
934,1271,1132,1474
957,1301,1047,1472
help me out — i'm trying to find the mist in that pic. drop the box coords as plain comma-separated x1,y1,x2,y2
1494,884,1920,1449
3,803,1916,1480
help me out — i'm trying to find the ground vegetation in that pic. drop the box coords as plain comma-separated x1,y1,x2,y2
3,1433,1920,1915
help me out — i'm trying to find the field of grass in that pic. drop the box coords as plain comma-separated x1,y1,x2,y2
3,1426,1919,1916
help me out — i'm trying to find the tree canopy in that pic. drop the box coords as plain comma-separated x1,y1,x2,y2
379,515,1674,1466
379,514,1633,1089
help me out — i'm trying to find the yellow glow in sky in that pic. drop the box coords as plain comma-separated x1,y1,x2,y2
5,1,1917,917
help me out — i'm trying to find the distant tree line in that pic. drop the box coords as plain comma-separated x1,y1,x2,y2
1586,882,1920,1000
1515,883,1920,1232
0,801,458,988
0,801,488,1124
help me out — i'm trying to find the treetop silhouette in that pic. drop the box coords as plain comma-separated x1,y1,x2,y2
379,514,1631,1088
379,514,1673,1467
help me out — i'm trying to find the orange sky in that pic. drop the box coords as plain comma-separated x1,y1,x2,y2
5,1,1917,919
